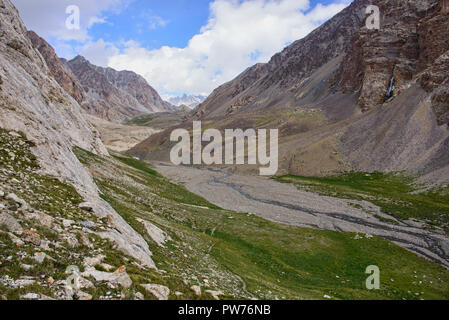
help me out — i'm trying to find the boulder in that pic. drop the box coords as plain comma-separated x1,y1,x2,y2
6,193,28,210
20,293,40,300
21,230,41,246
0,213,23,233
190,285,202,296
82,266,132,289
206,290,224,300
78,202,94,212
141,284,170,300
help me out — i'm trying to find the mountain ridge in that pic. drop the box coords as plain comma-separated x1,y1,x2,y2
130,0,449,184
26,31,176,122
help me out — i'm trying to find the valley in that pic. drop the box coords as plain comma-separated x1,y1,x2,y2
155,163,449,268
1,0,449,302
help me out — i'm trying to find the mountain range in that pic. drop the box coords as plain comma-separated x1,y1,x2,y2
131,0,449,184
27,31,176,122
168,94,207,109
1,0,449,301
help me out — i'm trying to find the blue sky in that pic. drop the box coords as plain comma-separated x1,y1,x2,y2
87,0,343,50
13,0,351,97
89,0,212,50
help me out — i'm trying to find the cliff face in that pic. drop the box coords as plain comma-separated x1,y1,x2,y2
26,31,86,105
338,0,448,118
67,55,175,121
0,0,155,268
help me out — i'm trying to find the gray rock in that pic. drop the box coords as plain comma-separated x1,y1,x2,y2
141,284,170,301
21,293,40,300
6,193,28,210
33,252,47,264
135,292,145,300
78,202,94,212
16,279,36,288
80,221,96,229
0,213,23,233
62,219,75,228
82,266,132,289
190,285,202,297
137,218,171,247
206,290,224,300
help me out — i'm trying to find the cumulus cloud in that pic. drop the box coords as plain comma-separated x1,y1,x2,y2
12,0,129,41
12,0,350,96
107,0,350,96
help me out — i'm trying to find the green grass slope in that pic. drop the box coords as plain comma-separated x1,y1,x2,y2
275,173,449,232
74,149,449,300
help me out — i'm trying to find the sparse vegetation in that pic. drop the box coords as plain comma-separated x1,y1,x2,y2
72,148,449,300
275,173,449,232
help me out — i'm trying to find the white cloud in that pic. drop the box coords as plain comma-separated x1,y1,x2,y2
11,0,130,42
107,0,350,96
12,0,350,96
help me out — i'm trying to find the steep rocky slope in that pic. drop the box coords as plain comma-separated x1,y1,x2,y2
27,31,86,105
132,0,449,183
0,0,155,282
67,55,176,121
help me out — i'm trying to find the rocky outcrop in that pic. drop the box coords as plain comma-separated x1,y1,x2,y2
67,55,175,121
0,0,155,269
27,31,86,105
338,0,448,113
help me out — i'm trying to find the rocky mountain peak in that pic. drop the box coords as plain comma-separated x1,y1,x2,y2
66,55,176,121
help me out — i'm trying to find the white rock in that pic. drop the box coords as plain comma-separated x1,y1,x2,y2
78,202,94,212
62,219,75,228
79,277,94,289
135,292,145,300
16,279,36,288
82,266,132,289
141,284,170,300
6,193,28,209
137,218,172,247
20,264,33,271
33,252,47,264
0,213,23,233
83,254,105,267
190,285,202,296
9,131,21,138
206,290,224,300
324,295,332,299
21,293,40,300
